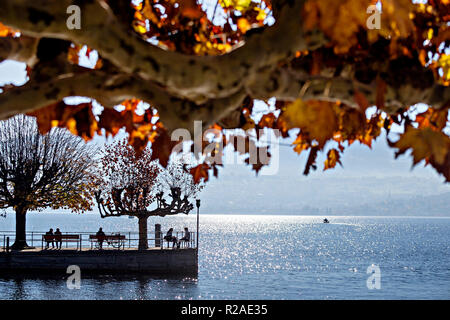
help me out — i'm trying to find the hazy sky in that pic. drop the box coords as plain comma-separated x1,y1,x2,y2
1,54,449,216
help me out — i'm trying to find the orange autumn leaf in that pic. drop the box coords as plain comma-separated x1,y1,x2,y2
150,128,177,167
190,163,211,184
292,132,311,156
237,18,251,34
0,22,16,37
280,99,338,147
324,148,342,171
303,0,414,54
359,114,384,148
67,44,82,65
258,113,277,129
180,0,205,19
27,102,98,141
415,108,449,132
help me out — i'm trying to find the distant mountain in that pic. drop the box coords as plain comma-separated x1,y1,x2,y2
203,191,450,217
287,192,448,217
201,170,450,216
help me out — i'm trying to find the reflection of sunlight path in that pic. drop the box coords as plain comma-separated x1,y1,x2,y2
325,222,362,227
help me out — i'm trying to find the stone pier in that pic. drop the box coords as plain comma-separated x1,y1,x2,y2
0,248,198,275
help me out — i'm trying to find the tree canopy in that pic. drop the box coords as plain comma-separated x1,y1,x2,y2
94,139,202,249
0,115,96,249
0,0,449,182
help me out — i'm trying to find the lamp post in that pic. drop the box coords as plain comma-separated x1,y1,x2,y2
196,199,201,250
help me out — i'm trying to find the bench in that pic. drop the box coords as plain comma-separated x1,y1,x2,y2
164,234,178,248
89,234,126,249
42,234,80,250
178,232,193,248
164,232,193,249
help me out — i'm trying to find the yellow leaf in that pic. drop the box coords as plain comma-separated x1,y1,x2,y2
303,0,414,53
438,54,450,83
280,99,338,147
255,7,267,21
292,132,311,155
220,0,252,11
324,148,342,171
237,18,251,34
133,23,147,34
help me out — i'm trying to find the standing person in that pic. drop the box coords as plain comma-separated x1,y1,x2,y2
54,228,62,249
96,227,106,249
45,228,54,249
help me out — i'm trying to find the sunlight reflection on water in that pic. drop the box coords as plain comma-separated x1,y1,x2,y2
0,214,449,299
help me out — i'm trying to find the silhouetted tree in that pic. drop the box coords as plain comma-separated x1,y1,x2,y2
94,139,202,250
0,115,96,250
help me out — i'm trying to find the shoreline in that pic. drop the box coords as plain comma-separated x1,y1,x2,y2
2,212,450,218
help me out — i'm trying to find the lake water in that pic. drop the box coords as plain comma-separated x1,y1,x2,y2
0,213,449,300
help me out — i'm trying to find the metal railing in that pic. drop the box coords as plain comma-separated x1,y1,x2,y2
0,231,197,252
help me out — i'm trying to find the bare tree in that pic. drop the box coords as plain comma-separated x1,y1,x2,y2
0,115,96,250
94,139,203,250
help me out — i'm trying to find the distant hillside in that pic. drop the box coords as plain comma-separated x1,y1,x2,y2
201,173,450,216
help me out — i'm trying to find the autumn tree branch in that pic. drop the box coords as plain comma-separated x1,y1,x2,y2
150,188,194,217
0,58,247,131
96,187,193,218
0,0,448,134
0,0,322,102
0,35,39,67
249,66,450,112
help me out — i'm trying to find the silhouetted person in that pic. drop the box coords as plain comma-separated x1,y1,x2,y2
323,218,329,224
54,228,62,249
96,227,106,249
178,227,190,248
45,228,54,249
164,228,177,248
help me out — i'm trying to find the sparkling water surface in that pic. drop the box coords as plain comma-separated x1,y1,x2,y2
0,214,448,300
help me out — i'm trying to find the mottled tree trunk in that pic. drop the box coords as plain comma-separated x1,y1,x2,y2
11,206,29,250
138,216,148,250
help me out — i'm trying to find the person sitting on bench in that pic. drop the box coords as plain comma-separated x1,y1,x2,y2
96,227,106,249
45,228,54,249
178,227,190,247
163,228,178,248
54,228,62,249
